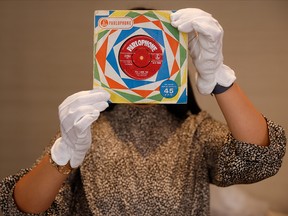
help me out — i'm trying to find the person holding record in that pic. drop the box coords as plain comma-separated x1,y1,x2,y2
0,8,286,216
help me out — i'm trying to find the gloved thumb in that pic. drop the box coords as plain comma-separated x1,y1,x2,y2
74,111,100,135
51,138,71,166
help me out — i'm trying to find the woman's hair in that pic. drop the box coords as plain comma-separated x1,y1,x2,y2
106,7,201,119
129,7,153,10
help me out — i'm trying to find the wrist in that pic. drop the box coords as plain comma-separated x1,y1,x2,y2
196,64,236,95
48,152,74,175
212,83,234,95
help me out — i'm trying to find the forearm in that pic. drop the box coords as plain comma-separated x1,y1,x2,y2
215,83,269,146
14,154,69,214
171,9,270,146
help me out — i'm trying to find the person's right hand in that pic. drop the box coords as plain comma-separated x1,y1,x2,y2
51,88,110,168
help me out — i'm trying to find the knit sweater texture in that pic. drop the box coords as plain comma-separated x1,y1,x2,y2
0,105,286,215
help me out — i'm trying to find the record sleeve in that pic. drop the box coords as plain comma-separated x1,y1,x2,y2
93,10,188,104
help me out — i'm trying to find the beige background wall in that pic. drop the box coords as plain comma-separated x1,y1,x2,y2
0,0,287,214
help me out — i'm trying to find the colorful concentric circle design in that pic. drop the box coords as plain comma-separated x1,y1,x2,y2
93,10,188,104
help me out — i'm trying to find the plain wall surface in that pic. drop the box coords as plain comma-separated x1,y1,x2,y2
0,0,287,214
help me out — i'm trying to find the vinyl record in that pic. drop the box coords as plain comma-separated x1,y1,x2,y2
119,35,163,80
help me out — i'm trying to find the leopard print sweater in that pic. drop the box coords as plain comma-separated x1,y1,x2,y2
0,105,286,215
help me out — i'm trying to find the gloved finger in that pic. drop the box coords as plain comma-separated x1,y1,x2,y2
170,10,181,22
60,90,110,113
60,88,109,106
70,150,87,168
93,101,109,112
74,111,100,134
174,15,222,42
174,19,195,33
170,9,193,23
68,128,91,147
189,16,223,42
171,8,222,42
60,104,105,132
170,8,212,22
188,33,200,57
50,137,71,166
59,90,110,118
59,90,90,108
170,8,211,29
170,15,188,28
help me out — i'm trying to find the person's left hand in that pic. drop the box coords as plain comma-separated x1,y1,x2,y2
170,8,236,95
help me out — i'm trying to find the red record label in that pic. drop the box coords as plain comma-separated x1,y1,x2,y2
119,35,163,80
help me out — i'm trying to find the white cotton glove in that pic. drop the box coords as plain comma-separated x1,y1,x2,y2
171,8,236,95
51,88,110,168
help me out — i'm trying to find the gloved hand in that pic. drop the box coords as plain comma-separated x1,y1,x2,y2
170,8,236,95
51,88,110,168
